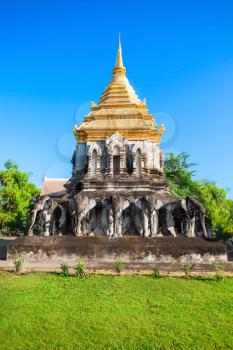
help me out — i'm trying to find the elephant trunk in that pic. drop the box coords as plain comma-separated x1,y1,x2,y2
200,212,207,238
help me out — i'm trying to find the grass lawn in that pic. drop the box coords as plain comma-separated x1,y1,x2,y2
0,272,233,350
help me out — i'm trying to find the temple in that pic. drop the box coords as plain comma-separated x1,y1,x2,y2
28,38,176,237
12,37,225,267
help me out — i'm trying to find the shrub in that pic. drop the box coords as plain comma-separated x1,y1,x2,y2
76,261,86,279
114,258,124,274
152,268,161,278
60,263,69,277
183,262,195,279
0,159,40,235
212,259,225,281
14,258,23,272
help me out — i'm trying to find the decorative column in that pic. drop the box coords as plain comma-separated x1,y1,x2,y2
119,152,125,176
86,154,92,178
141,154,146,176
96,155,102,177
120,148,127,176
132,153,136,176
109,155,113,178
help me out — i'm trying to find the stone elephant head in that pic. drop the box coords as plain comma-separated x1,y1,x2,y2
180,196,207,237
28,196,67,236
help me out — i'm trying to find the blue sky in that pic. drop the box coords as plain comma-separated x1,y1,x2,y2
0,0,232,195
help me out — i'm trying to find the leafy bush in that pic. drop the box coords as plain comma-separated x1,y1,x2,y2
152,268,161,278
60,263,69,277
182,262,195,279
114,259,124,274
0,159,40,235
212,259,225,281
164,153,233,238
14,258,23,272
76,261,86,278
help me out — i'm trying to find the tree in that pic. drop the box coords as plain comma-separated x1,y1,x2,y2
164,152,197,198
164,153,233,238
0,160,40,235
196,181,233,237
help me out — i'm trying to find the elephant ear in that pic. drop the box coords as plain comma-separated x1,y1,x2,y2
155,199,163,210
181,199,187,211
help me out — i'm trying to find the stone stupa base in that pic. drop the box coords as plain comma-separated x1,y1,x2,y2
7,236,227,267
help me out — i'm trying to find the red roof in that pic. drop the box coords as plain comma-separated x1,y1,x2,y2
41,178,68,196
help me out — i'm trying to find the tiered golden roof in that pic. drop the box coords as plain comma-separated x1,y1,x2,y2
73,37,164,142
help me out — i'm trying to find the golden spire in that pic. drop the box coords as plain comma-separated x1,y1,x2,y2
113,34,126,76
73,35,165,143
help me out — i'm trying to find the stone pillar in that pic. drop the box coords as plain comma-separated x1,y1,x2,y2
96,155,102,176
86,154,92,178
120,151,127,176
132,153,136,175
119,152,126,176
141,154,146,175
109,155,113,178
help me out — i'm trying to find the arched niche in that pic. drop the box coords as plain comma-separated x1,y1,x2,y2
132,143,144,178
87,143,102,178
106,132,128,177
112,146,120,177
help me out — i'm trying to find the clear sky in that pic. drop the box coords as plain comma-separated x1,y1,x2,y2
0,0,232,195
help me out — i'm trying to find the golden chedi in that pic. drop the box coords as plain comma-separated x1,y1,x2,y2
29,37,172,238
73,37,165,143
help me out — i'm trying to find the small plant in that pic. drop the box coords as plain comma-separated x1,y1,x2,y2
14,259,23,272
114,258,124,274
212,259,225,281
183,262,195,279
60,263,69,277
171,258,177,266
76,260,86,279
152,268,161,278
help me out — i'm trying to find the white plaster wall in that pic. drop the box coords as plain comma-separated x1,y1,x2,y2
75,139,162,172
127,141,161,171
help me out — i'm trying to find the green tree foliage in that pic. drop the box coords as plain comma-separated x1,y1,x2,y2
164,152,198,197
164,153,233,238
0,160,40,235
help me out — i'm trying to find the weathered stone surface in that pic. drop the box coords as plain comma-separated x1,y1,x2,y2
26,39,211,243
7,236,227,264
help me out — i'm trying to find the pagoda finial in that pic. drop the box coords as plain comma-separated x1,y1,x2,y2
113,33,126,76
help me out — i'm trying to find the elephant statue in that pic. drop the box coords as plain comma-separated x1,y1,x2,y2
28,196,67,236
158,196,208,238
28,196,51,236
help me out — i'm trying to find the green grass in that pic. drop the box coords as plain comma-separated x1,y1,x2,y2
0,272,233,350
